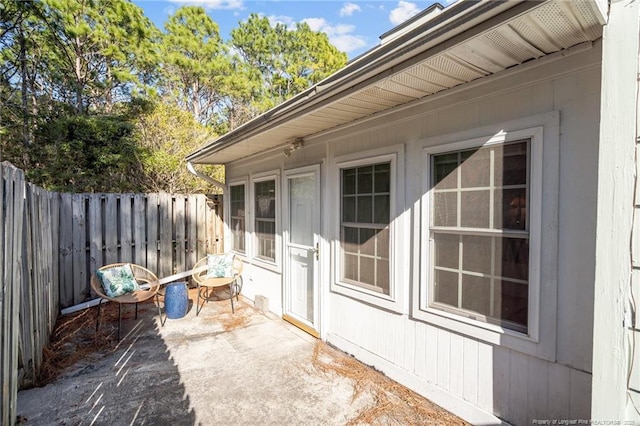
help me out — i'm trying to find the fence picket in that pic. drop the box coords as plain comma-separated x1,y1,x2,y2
0,163,7,426
1,164,14,425
187,194,198,272
159,193,172,277
88,195,103,291
175,195,186,276
11,167,25,417
104,194,118,265
146,193,159,276
196,195,207,258
59,193,73,308
72,194,87,304
120,194,133,262
133,194,146,268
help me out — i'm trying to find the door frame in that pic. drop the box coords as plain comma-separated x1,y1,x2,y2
282,164,321,337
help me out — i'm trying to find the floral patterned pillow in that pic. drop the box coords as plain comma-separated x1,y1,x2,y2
96,264,140,298
207,253,235,278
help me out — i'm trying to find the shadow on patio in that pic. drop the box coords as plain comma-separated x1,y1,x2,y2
17,290,467,425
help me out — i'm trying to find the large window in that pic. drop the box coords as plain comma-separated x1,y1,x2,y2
340,162,391,295
254,179,276,262
229,183,245,253
429,140,530,333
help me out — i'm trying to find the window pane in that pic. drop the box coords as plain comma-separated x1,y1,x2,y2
358,166,373,193
377,259,390,294
433,153,458,190
461,148,490,188
342,196,356,222
343,168,357,195
255,180,275,219
359,228,376,256
230,185,245,216
496,238,529,281
494,188,527,230
360,257,375,286
495,141,528,186
357,196,373,223
462,235,492,274
495,280,528,328
433,192,457,227
256,219,275,261
461,274,491,317
461,190,490,228
374,163,391,193
434,233,458,269
342,226,358,254
377,227,389,259
344,254,358,281
434,269,458,307
231,218,245,252
374,195,390,224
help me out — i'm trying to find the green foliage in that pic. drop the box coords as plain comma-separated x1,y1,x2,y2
134,101,223,193
160,6,238,126
231,14,347,109
27,112,143,192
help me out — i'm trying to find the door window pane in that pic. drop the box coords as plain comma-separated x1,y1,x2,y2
289,175,314,246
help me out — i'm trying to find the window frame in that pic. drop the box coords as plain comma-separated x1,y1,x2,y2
227,179,248,256
250,171,281,271
414,112,559,361
331,144,405,312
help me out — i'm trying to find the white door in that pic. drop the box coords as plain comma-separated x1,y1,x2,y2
283,166,320,336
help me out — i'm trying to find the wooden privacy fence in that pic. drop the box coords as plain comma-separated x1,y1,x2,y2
1,163,60,426
58,191,222,308
1,161,223,425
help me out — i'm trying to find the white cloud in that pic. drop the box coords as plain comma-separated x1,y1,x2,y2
239,14,367,54
339,3,361,17
266,14,296,27
168,0,243,10
389,1,421,26
302,17,367,53
329,34,368,53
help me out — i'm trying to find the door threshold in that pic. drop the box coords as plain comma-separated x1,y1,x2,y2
283,314,319,338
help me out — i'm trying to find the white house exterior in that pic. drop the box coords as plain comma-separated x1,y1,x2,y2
187,1,640,424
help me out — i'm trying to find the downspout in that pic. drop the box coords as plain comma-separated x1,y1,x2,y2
187,161,226,192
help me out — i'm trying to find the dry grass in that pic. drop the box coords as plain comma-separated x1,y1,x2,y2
36,301,150,386
194,287,252,331
309,341,470,426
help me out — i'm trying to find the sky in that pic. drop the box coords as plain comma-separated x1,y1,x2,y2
132,0,444,60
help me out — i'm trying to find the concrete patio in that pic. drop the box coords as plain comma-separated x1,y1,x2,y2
16,292,467,425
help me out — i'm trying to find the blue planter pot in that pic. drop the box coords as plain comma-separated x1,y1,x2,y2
165,282,188,319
